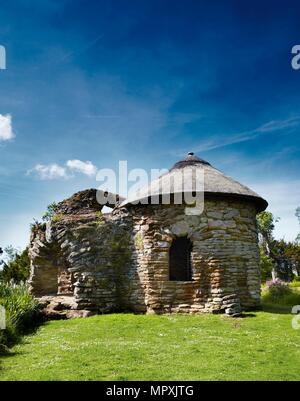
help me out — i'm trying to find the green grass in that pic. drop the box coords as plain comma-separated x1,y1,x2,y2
1,312,300,381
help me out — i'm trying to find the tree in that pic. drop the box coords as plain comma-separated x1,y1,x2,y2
271,239,299,281
259,247,273,282
0,246,30,283
257,212,280,280
277,240,300,277
42,202,58,222
257,212,278,251
296,207,300,243
0,247,4,271
257,211,300,281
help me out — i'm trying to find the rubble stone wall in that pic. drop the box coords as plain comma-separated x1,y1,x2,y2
29,190,261,316
126,199,260,314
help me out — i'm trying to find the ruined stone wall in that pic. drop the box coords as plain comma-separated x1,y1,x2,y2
29,189,261,316
30,214,132,312
67,212,133,312
29,190,134,313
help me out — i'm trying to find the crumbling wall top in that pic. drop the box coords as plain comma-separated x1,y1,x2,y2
56,189,101,215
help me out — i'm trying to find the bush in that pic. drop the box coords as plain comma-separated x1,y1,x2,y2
266,279,292,299
42,202,58,222
0,282,40,352
290,279,300,288
262,279,300,306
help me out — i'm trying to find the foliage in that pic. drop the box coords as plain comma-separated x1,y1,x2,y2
0,247,4,271
257,212,300,281
256,211,280,254
0,313,300,380
272,240,300,280
42,202,58,222
290,279,300,288
0,282,40,352
261,279,300,306
30,220,46,235
0,247,30,284
296,207,300,243
265,279,292,299
257,212,278,278
95,211,105,227
257,211,278,242
259,247,273,282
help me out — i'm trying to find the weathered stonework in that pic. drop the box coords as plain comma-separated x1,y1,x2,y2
123,199,261,315
29,194,261,317
28,154,267,318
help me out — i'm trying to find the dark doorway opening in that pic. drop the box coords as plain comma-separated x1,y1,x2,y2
169,236,193,281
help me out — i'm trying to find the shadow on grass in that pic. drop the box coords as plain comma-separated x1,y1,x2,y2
261,302,292,314
0,347,26,360
0,340,32,377
0,312,47,357
239,313,257,318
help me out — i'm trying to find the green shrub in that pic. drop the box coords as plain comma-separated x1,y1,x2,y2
266,279,292,299
262,279,300,307
290,279,300,288
0,282,40,352
42,202,58,222
95,211,105,227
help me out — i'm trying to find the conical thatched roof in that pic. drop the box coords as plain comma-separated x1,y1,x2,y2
121,153,268,212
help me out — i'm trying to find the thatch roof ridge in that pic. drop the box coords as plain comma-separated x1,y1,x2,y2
120,153,268,212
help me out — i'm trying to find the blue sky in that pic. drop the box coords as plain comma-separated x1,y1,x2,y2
0,0,300,249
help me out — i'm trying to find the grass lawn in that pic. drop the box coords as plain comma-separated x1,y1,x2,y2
0,312,299,381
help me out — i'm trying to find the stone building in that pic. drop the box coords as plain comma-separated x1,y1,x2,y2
29,153,267,317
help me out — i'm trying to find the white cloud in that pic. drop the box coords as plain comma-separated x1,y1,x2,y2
66,159,97,176
0,114,15,141
173,116,300,155
27,159,98,180
29,163,69,180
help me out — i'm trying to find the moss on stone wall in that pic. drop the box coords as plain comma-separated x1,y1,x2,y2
52,213,64,223
134,232,144,250
95,211,105,227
